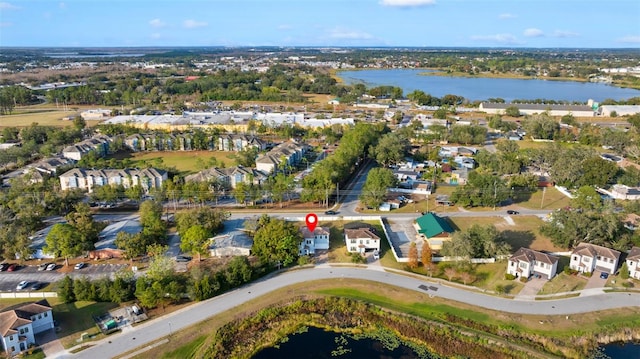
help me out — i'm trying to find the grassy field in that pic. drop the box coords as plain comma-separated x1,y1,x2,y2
125,279,640,359
473,262,524,294
111,151,238,174
538,272,587,295
518,186,571,210
0,110,79,127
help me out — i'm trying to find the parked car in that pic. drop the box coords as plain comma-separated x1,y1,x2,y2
7,264,18,272
324,210,337,215
74,262,86,270
16,281,29,290
38,262,52,271
176,255,192,263
507,210,519,215
0,263,9,271
45,263,57,271
373,250,380,260
30,282,45,291
600,272,609,279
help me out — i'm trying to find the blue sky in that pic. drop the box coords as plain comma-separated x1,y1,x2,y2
1,0,639,48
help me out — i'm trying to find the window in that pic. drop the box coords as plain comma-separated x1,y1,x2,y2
359,240,363,244
350,247,356,252
519,262,528,269
583,257,591,263
350,239,356,244
44,312,48,317
366,240,370,244
38,314,42,319
573,256,578,261
510,262,515,266
10,347,15,352
9,335,13,341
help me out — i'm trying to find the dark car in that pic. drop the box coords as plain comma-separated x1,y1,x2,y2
0,263,9,271
600,272,609,279
324,210,337,215
30,282,45,291
507,210,519,215
38,262,52,271
176,255,192,263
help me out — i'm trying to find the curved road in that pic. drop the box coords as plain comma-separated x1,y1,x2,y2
53,266,640,359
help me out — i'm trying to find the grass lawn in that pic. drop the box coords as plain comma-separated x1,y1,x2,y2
0,110,79,127
538,272,587,295
111,151,238,174
517,187,571,210
473,262,524,295
54,301,119,348
322,219,388,264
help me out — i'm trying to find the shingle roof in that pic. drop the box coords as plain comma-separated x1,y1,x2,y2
415,212,454,238
300,226,330,238
572,243,621,260
628,246,640,261
509,247,558,265
344,228,379,240
0,300,51,337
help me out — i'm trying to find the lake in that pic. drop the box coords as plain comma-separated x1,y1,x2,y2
252,326,426,359
602,341,640,358
337,69,640,103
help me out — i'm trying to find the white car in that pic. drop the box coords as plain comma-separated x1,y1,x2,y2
16,281,29,290
373,250,380,260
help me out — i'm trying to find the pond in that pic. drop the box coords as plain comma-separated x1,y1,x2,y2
337,69,640,102
252,326,427,359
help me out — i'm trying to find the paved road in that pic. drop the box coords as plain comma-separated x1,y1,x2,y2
52,266,640,359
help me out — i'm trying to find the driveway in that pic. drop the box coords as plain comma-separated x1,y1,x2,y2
515,276,547,299
582,271,608,293
35,328,65,358
385,218,417,257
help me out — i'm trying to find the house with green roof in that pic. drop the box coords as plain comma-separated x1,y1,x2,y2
414,212,455,250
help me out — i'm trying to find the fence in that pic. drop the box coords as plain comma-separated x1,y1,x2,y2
0,292,57,299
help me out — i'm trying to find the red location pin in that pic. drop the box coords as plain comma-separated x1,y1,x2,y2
305,213,318,232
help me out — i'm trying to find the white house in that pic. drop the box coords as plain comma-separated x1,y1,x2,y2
344,228,380,254
59,168,167,193
506,247,559,280
626,246,640,280
299,226,330,255
569,243,621,275
0,300,54,356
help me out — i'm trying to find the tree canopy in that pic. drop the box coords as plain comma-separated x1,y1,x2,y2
251,216,301,267
441,224,511,261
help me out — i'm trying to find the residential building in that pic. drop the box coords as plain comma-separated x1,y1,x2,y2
255,140,307,173
623,214,640,231
479,102,595,117
507,247,559,280
626,246,640,280
299,226,330,255
0,300,54,356
569,243,621,275
209,232,252,257
414,212,454,250
344,228,380,254
609,184,640,200
62,135,111,161
218,134,266,151
59,168,167,193
185,166,268,189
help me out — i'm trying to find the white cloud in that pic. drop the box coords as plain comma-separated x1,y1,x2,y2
380,0,436,7
617,35,640,43
552,30,579,38
524,28,544,37
149,19,166,28
470,33,520,44
183,19,208,29
498,13,516,19
0,2,19,10
328,27,373,40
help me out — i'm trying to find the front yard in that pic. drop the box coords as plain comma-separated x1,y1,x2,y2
538,272,587,295
54,301,119,348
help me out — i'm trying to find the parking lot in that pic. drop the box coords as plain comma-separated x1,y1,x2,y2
0,263,129,292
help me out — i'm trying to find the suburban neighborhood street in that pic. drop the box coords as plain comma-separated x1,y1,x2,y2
51,266,640,359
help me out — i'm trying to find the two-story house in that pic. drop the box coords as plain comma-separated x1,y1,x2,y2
0,300,54,356
569,243,621,275
299,226,330,255
344,228,380,254
507,247,559,280
626,246,640,280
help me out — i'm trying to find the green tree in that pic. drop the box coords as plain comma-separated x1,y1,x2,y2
180,225,211,261
408,242,419,269
541,209,623,249
45,223,87,266
451,171,509,208
139,200,166,241
224,256,253,286
370,132,409,167
505,105,521,117
115,232,148,261
441,224,511,261
571,186,603,212
359,167,398,209
175,207,227,235
57,276,75,303
66,202,103,245
251,217,301,266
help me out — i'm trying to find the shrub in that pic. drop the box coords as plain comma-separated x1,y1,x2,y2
620,262,630,280
519,276,528,283
504,273,516,280
583,271,592,278
495,284,505,294
622,281,634,288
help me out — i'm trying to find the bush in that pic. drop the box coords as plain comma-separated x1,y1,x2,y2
504,273,516,280
620,262,630,280
495,284,505,294
622,281,634,288
583,271,592,278
519,276,528,283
